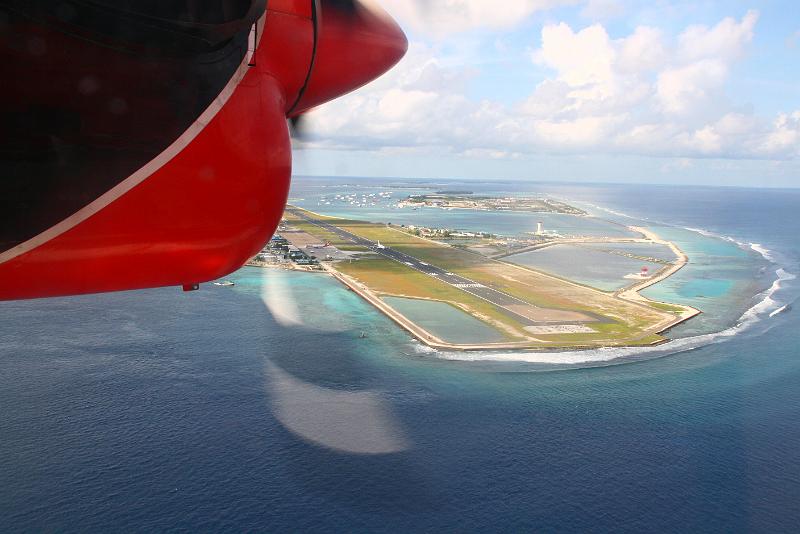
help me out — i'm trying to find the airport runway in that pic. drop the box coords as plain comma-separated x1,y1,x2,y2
287,208,553,327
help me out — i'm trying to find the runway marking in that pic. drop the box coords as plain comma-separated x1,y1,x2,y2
286,208,546,327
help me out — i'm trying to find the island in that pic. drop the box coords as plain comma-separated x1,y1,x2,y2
248,205,700,351
398,194,585,215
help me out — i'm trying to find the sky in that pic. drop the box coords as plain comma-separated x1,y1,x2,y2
293,0,800,187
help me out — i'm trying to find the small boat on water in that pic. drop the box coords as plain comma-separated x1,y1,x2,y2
214,281,235,287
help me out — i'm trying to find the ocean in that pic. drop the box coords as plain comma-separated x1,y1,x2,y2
1,179,799,532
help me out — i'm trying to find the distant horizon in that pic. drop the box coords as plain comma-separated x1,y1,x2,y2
292,173,800,190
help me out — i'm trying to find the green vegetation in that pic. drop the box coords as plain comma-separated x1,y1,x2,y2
284,213,369,252
337,256,525,341
286,207,691,349
648,301,687,314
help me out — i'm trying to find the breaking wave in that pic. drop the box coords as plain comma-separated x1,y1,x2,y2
411,343,439,355
582,203,641,221
426,214,795,367
750,243,775,262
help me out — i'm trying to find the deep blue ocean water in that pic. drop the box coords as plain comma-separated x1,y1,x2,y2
1,180,799,532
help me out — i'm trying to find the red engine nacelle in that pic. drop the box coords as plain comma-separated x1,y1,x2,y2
0,0,405,301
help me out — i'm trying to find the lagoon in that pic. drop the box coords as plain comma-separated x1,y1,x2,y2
507,244,665,291
382,296,506,344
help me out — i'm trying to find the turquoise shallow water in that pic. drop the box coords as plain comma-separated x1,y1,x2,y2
638,225,771,337
382,296,506,344
679,278,734,298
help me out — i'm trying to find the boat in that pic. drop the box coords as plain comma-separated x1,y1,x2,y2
214,281,235,287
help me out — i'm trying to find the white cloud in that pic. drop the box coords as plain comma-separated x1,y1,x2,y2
656,59,728,114
677,10,758,63
302,10,800,162
530,115,623,147
759,112,800,156
302,43,496,151
534,23,615,90
379,0,577,36
617,26,666,73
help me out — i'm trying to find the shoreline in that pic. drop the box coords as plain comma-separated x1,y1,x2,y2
323,263,678,352
388,221,702,341
395,203,585,217
253,211,701,352
615,227,689,302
